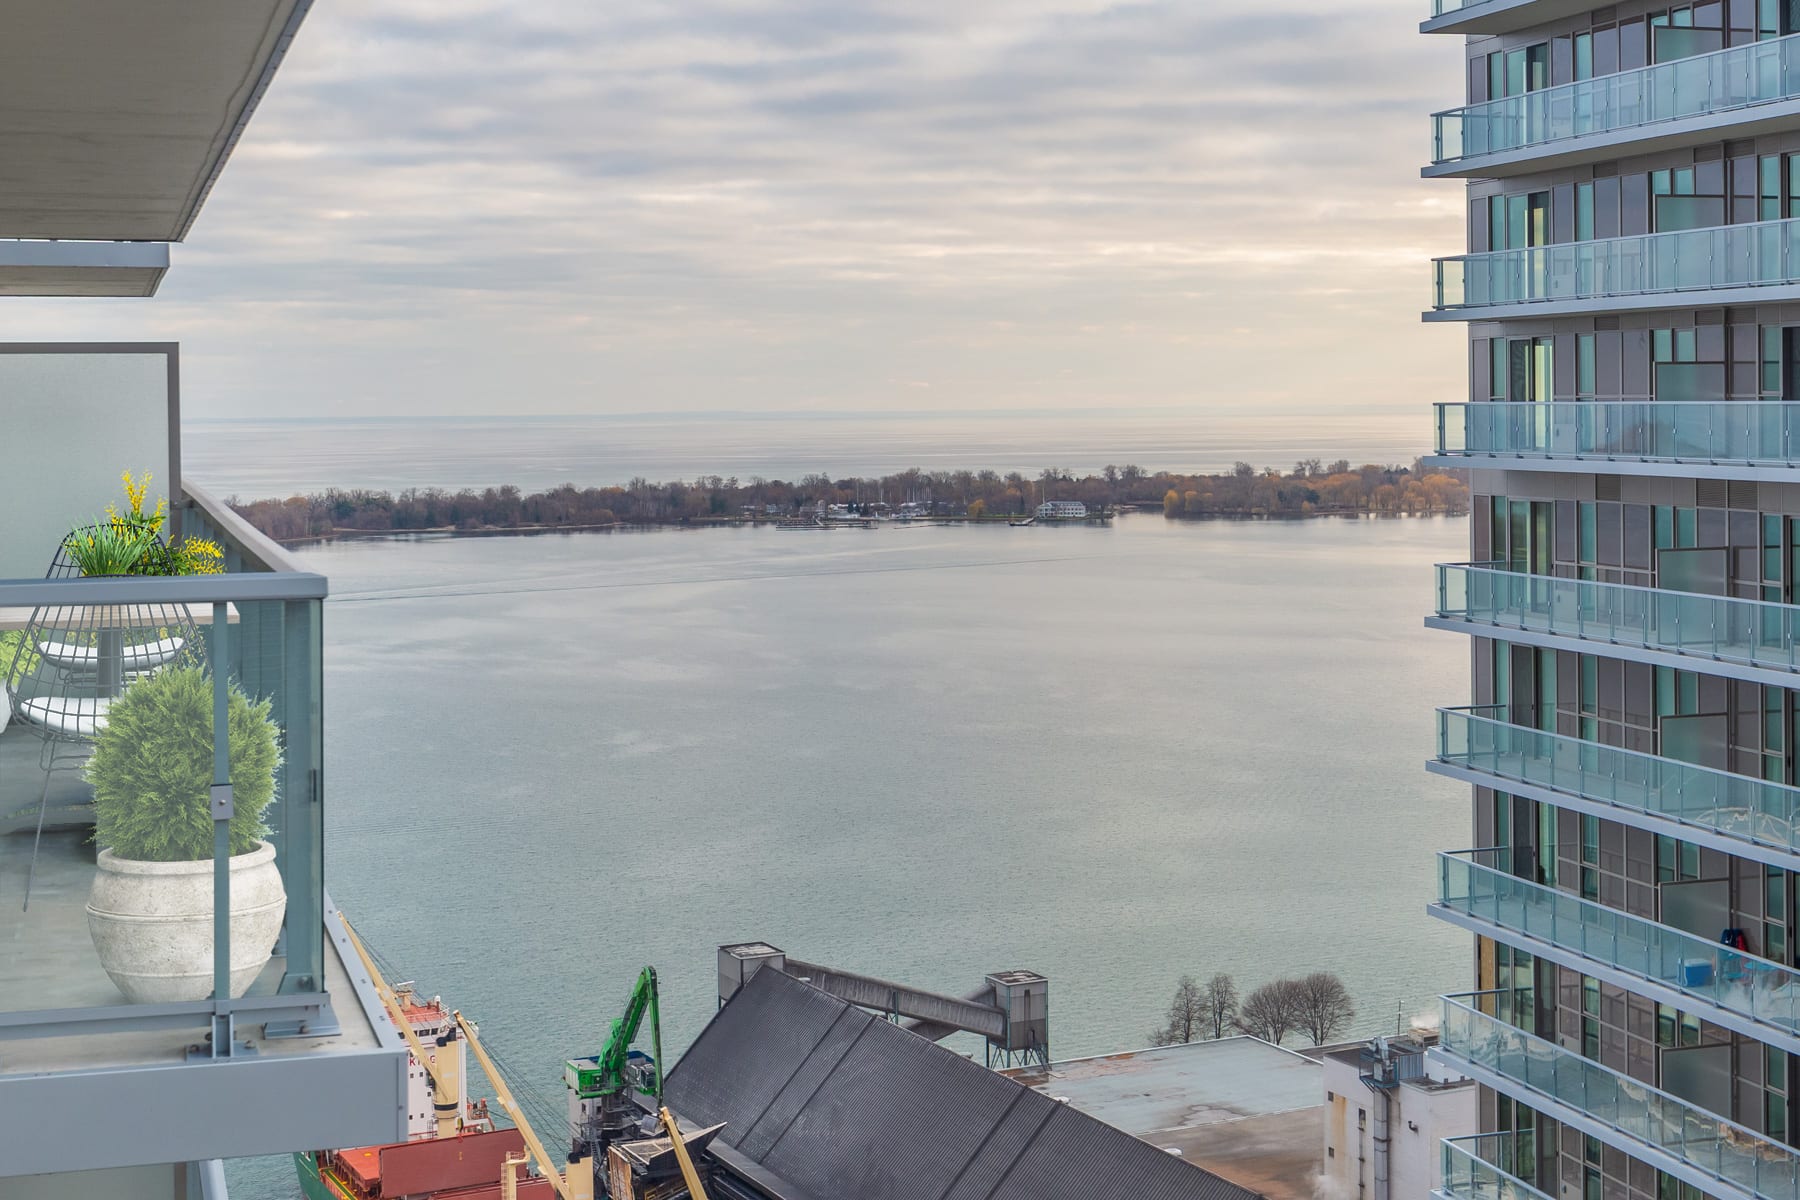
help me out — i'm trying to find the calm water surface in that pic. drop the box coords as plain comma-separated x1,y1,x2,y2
285,514,1468,1139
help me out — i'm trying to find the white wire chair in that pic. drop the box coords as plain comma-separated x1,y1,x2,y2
2,529,207,908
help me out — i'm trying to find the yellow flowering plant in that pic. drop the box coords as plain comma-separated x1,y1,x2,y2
74,471,226,576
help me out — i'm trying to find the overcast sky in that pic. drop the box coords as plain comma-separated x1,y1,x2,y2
9,0,1467,419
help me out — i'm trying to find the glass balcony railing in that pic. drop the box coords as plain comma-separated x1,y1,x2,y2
1434,401,1800,468
1441,849,1800,1034
1433,33,1800,164
1437,708,1800,860
1439,1132,1555,1200
1433,218,1800,310
1440,991,1800,1198
1435,563,1800,675
0,483,329,1063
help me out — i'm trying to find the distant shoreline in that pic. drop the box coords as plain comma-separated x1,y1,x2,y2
230,459,1470,546
270,508,1467,548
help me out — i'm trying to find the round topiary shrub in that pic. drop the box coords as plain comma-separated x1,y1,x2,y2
86,665,281,862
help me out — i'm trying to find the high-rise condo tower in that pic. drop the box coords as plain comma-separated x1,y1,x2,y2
1423,4,1800,1198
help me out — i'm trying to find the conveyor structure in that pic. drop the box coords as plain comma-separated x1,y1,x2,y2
716,943,1048,1068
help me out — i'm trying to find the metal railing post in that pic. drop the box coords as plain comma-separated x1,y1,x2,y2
207,602,237,1058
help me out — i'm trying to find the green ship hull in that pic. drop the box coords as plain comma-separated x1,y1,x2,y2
294,1150,335,1200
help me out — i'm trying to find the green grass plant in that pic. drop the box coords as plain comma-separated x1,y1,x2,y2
86,665,281,862
62,519,158,577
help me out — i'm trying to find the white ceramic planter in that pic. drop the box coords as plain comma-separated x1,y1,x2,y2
85,840,287,1003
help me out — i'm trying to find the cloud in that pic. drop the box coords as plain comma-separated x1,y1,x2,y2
3,0,1466,418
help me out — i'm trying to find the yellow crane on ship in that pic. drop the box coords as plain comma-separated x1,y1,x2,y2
339,912,708,1200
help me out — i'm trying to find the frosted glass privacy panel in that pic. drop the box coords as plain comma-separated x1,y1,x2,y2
0,347,175,580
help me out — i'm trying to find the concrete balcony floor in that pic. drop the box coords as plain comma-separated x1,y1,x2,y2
0,716,114,1012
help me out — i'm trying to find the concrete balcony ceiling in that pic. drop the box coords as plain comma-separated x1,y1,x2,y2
1422,0,1598,36
0,0,309,296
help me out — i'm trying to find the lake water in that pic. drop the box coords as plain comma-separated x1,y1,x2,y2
193,412,1471,1194
248,513,1469,1171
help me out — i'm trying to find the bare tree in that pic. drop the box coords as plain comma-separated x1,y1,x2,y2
1295,972,1356,1045
1237,979,1304,1045
1149,975,1206,1046
1203,973,1239,1040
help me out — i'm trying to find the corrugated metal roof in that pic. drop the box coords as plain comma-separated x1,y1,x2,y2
665,968,1264,1200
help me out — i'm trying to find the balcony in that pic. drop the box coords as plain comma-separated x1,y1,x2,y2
1430,563,1800,686
1428,34,1800,179
1436,1132,1554,1200
1436,991,1800,1200
1432,708,1800,870
1429,219,1800,321
1435,849,1800,1049
0,482,408,1176
1424,0,1601,37
1430,402,1800,483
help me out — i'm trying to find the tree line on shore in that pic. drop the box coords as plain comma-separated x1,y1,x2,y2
226,459,1468,542
1150,970,1355,1048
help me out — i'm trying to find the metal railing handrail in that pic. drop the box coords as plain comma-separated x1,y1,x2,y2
1439,398,1764,407
181,478,313,577
0,572,326,608
1433,399,1800,467
1436,216,1787,269
1440,848,1800,1027
1431,31,1800,161
1431,34,1790,121
1432,217,1800,310
1438,708,1800,803
1436,707,1800,858
1439,559,1800,616
1439,1133,1556,1200
1442,989,1793,1159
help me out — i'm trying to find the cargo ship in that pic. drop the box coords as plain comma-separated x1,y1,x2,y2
301,918,693,1200
294,980,556,1200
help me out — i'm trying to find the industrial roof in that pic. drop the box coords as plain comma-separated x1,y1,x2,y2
664,968,1262,1200
0,0,310,295
1015,1038,1326,1200
1021,1037,1323,1136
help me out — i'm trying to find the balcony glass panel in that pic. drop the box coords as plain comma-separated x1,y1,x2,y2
0,506,325,1062
1439,1132,1554,1200
1435,401,1800,467
1433,34,1800,163
1435,563,1800,674
1433,219,1800,310
1440,991,1800,1198
1440,849,1800,1033
1437,708,1800,859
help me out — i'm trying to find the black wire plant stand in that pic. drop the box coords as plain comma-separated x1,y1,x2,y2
2,527,207,908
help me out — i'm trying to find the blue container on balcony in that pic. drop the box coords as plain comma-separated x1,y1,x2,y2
1679,959,1714,988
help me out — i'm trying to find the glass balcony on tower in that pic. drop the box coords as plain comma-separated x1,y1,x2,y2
1435,848,1800,1046
1431,563,1800,682
1436,1132,1554,1200
1432,402,1800,480
1430,218,1800,318
1437,991,1800,1199
0,345,408,1179
1429,34,1800,178
1433,708,1800,867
